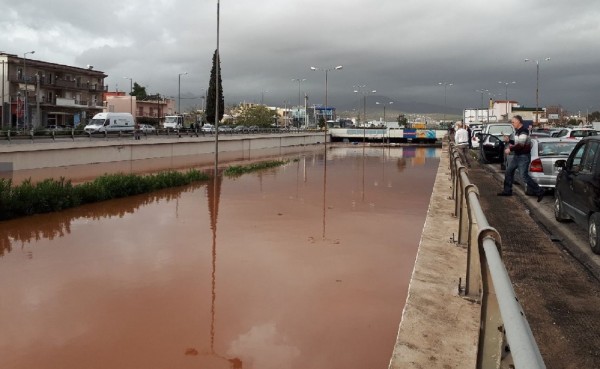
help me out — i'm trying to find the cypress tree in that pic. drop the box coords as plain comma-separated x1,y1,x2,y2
206,49,224,125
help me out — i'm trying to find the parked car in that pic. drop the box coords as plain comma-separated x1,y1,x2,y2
138,124,156,133
218,125,233,133
509,137,578,193
201,124,215,133
554,127,599,140
479,123,515,163
471,127,482,149
554,136,600,253
234,125,248,133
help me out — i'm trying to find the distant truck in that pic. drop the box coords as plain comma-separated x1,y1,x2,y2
84,112,135,133
163,115,185,130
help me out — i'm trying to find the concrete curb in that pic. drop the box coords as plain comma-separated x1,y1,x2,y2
388,145,479,368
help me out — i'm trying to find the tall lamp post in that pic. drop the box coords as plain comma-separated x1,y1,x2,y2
475,89,489,123
525,57,550,127
310,65,343,133
178,72,188,114
376,101,393,125
498,81,516,120
292,78,306,128
353,85,377,144
123,76,133,117
1,58,5,129
23,50,35,129
438,82,453,125
260,90,268,105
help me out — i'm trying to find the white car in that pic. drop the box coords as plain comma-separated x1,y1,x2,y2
471,128,482,149
138,124,156,133
554,127,599,140
201,124,215,133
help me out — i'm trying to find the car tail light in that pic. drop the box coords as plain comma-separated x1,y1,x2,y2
530,158,543,173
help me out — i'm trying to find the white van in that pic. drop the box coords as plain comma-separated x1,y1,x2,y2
163,115,184,130
84,112,135,133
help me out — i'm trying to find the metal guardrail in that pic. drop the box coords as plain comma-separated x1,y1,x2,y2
449,141,546,369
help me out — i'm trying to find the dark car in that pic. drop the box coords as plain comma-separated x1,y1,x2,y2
478,123,514,164
554,136,600,253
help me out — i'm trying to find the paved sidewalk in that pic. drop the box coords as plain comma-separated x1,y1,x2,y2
468,159,600,369
389,146,479,368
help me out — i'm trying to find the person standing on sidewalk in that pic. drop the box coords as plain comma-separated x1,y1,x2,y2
497,115,545,202
454,122,470,167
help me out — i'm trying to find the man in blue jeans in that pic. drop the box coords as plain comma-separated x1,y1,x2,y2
497,115,545,202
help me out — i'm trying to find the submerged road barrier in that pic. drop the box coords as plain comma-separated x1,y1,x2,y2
449,141,546,369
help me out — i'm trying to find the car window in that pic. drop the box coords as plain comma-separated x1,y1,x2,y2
538,141,577,156
569,143,586,169
582,142,599,172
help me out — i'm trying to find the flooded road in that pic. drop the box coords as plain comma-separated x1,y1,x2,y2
0,145,440,369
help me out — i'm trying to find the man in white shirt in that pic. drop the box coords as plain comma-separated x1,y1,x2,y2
454,122,470,166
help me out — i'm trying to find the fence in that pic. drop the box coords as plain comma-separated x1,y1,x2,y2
449,141,546,369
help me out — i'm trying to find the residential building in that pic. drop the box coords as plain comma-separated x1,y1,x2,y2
105,93,174,125
0,52,107,129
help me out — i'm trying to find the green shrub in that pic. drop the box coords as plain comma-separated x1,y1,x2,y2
224,160,288,177
0,169,210,221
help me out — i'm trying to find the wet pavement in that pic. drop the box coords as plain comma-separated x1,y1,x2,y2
468,158,600,369
0,145,440,369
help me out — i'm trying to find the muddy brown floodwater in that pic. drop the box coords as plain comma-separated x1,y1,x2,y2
0,145,440,369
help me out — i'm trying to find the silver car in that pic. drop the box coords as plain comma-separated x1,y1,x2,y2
511,137,578,192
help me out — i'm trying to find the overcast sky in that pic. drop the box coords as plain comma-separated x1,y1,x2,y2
2,0,599,115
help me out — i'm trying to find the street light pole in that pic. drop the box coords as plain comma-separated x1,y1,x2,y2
23,51,35,129
498,81,516,120
261,90,268,105
123,76,133,117
353,85,376,144
1,59,5,129
438,82,453,125
214,0,220,176
476,89,489,123
292,78,306,128
311,65,343,135
376,101,393,125
178,72,188,114
525,58,550,127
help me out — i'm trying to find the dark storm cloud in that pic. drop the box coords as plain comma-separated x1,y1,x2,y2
2,0,599,113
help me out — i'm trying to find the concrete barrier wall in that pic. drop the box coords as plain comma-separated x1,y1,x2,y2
0,134,325,171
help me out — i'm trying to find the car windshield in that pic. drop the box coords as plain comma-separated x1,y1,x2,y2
88,118,105,126
572,130,599,138
537,141,577,156
487,125,512,135
164,116,178,123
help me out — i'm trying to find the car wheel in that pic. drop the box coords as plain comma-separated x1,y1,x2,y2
589,213,600,254
554,193,571,222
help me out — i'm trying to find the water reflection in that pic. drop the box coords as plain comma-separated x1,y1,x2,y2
0,146,440,369
0,185,203,257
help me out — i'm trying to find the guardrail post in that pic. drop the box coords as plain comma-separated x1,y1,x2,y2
7,129,11,143
51,130,55,141
464,189,483,299
458,182,476,246
476,229,507,369
29,129,34,142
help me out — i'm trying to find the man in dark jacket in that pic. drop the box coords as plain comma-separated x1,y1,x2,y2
497,115,545,202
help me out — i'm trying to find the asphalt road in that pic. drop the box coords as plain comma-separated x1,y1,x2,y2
468,158,600,369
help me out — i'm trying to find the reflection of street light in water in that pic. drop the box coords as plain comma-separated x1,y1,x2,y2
322,147,328,240
200,174,242,368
